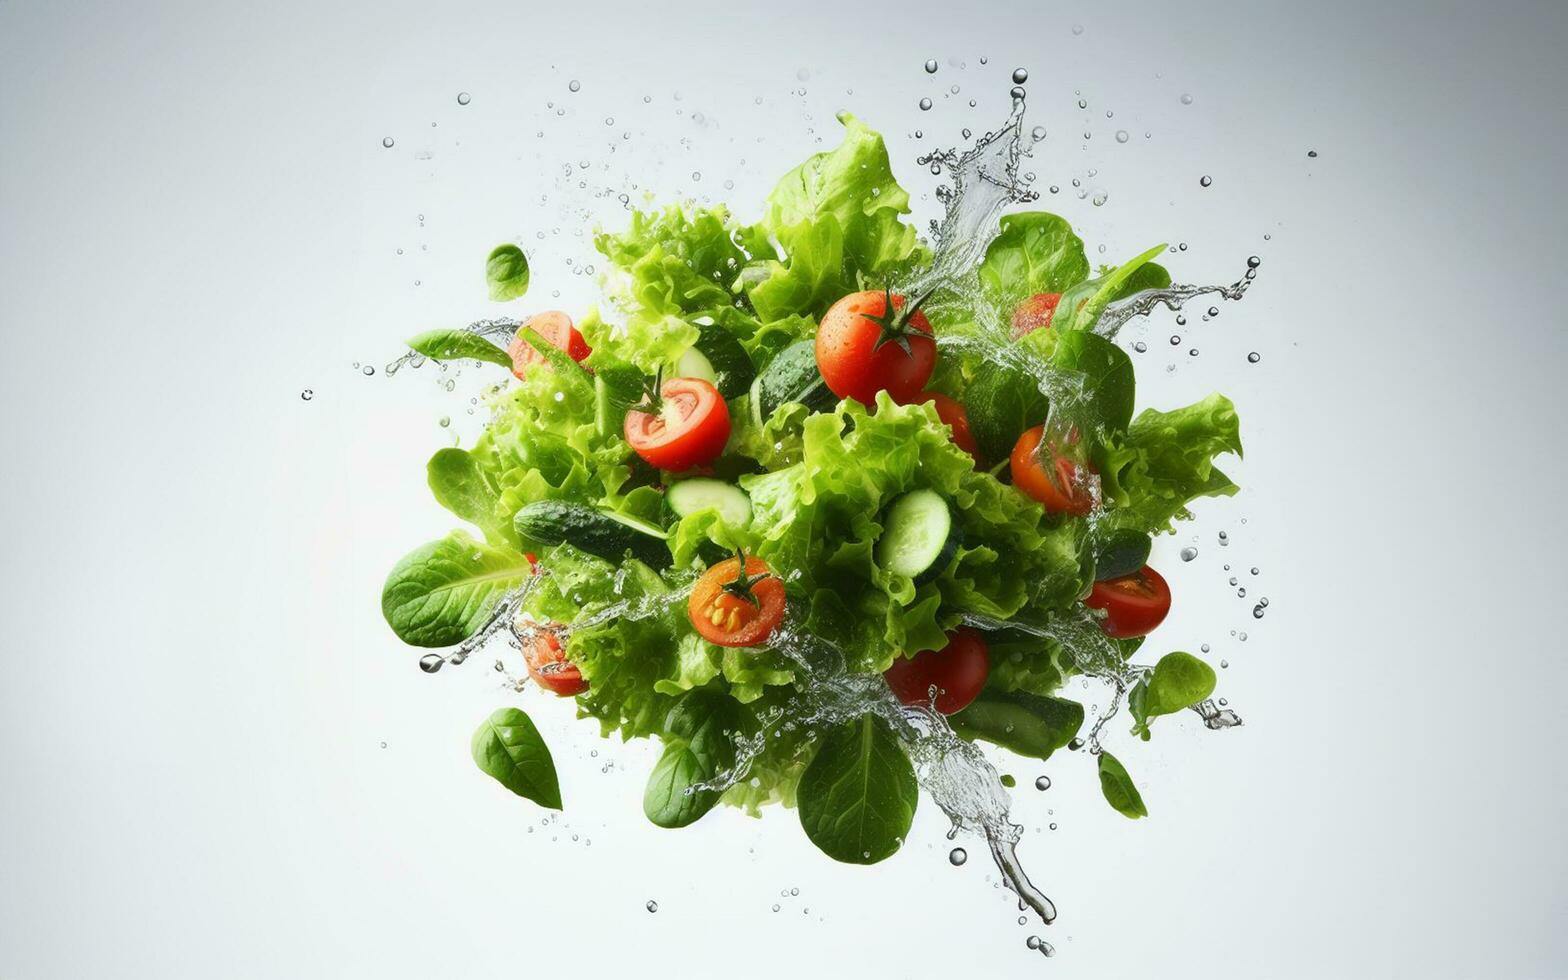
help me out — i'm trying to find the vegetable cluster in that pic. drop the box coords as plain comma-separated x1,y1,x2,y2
383,114,1242,860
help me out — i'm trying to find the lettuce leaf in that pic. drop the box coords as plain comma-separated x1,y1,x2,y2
1096,393,1243,535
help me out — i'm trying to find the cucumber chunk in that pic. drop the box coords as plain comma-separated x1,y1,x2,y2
875,489,960,584
513,500,671,569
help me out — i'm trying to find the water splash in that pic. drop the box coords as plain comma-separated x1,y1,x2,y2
385,318,518,377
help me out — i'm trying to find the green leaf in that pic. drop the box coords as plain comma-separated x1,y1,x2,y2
977,211,1091,312
380,531,532,647
486,244,531,302
1144,651,1217,718
950,690,1084,761
962,361,1051,463
1097,750,1147,819
1097,394,1243,535
1058,244,1170,332
643,691,748,828
406,329,513,368
797,714,917,864
471,707,561,809
1050,329,1136,435
426,448,507,542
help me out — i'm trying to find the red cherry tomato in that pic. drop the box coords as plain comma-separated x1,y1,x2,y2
1085,565,1172,639
1009,425,1096,516
525,628,587,696
687,553,786,648
815,290,937,405
508,311,592,379
910,392,980,462
623,377,731,472
1011,292,1062,338
884,627,991,715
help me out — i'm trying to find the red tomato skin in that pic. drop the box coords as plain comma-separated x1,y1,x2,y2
815,291,937,406
1009,425,1095,516
883,627,991,715
688,555,787,648
1085,565,1172,639
1011,292,1062,338
623,378,731,472
916,392,980,461
509,311,592,378
525,631,588,696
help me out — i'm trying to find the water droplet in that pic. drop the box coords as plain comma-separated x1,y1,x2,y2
1071,23,1084,35
1011,67,1029,84
771,903,781,912
1132,340,1146,353
1218,530,1230,546
1247,255,1262,269
1220,659,1229,669
1307,149,1318,158
1251,567,1260,575
1238,631,1249,642
1252,604,1266,619
1169,335,1182,346
1115,129,1129,143
918,98,932,111
381,137,395,148
949,847,968,866
1180,546,1198,562
1201,643,1211,653
456,91,471,106
300,389,314,401
1091,192,1107,207
1027,937,1042,950
645,900,658,912
1049,822,1058,831
1035,775,1051,791
1180,92,1194,105
418,653,444,673
1247,351,1261,363
1068,737,1085,751
1048,185,1059,194
924,59,939,73
568,79,581,92
362,365,376,376
1010,85,1027,100
790,887,799,896
1199,175,1213,187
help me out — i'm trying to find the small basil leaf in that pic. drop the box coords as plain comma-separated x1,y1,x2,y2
471,707,561,809
950,690,1084,762
643,691,748,829
797,714,917,864
486,243,531,302
426,448,507,542
380,531,532,647
1097,750,1147,819
1143,651,1218,719
406,329,513,368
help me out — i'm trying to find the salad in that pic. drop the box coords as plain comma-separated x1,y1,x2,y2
381,112,1242,868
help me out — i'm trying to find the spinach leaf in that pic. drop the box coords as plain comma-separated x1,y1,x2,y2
976,211,1091,311
426,448,508,542
1050,330,1136,434
486,243,531,302
643,690,749,828
950,690,1083,761
380,531,532,647
1057,244,1170,332
406,328,513,368
1097,750,1147,819
471,707,561,809
797,714,917,864
1145,651,1217,718
963,361,1051,463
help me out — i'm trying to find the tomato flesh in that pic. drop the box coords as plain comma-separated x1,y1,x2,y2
884,627,990,715
1011,292,1062,338
816,290,937,405
624,377,731,472
509,311,592,378
688,554,786,648
1085,565,1172,639
525,629,588,696
1009,425,1096,516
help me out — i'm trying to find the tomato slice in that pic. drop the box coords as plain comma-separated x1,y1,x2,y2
688,553,786,648
1085,565,1172,639
1011,292,1062,338
525,628,588,696
815,289,937,405
1009,425,1097,516
911,392,980,462
883,627,990,715
624,377,731,472
508,311,592,378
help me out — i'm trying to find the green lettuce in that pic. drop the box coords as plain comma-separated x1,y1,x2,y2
1096,393,1243,535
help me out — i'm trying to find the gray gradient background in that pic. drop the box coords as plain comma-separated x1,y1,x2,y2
3,0,1566,977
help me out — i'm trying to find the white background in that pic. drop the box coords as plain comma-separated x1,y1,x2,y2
3,0,1566,976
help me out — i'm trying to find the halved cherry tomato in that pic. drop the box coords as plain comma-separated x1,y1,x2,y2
624,377,731,472
911,392,980,462
883,627,990,715
1009,425,1096,516
508,311,592,379
688,552,786,648
816,289,937,405
1011,292,1062,338
1085,565,1171,639
525,628,588,696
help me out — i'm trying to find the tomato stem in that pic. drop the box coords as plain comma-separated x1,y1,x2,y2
860,286,937,357
719,546,770,607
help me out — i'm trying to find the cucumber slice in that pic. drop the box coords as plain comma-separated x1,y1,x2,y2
513,500,671,569
666,478,752,528
676,347,718,385
875,489,960,584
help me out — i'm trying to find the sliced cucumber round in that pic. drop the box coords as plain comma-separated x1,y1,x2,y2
875,489,960,584
666,478,752,529
676,346,718,385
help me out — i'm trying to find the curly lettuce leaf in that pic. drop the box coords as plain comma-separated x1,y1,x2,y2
976,212,1091,313
1096,393,1243,535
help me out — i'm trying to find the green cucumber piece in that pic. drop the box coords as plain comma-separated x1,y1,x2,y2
513,500,671,569
752,339,835,420
665,479,752,529
692,323,756,399
875,489,960,585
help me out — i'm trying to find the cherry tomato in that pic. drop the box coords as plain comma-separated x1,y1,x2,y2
624,377,731,472
525,628,588,696
1009,425,1096,516
1085,565,1172,639
883,627,990,715
911,392,980,462
1011,292,1062,338
508,311,592,379
815,289,937,405
688,553,786,648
